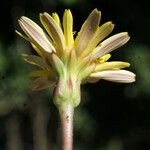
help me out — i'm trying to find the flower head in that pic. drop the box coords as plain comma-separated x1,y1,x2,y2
17,9,135,107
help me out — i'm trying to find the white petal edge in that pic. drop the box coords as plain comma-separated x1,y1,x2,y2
91,32,130,60
19,16,55,53
89,70,136,83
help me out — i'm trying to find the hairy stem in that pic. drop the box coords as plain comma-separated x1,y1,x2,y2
59,104,74,150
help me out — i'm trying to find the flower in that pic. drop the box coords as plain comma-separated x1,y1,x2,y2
16,9,135,107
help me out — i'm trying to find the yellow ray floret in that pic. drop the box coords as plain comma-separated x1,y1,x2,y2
63,9,74,50
94,61,130,72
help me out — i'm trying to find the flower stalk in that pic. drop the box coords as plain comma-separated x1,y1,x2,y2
59,103,74,150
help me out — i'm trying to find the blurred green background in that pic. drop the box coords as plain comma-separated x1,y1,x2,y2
0,0,150,150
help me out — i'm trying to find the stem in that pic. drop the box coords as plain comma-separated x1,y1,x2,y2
59,104,74,150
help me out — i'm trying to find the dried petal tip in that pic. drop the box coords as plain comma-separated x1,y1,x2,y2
93,8,101,14
75,8,101,55
31,78,53,91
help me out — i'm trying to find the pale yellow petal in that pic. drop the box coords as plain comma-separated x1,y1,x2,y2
88,70,136,83
75,9,101,56
91,22,114,46
80,22,114,58
15,30,29,41
79,63,96,82
31,43,45,58
40,12,65,53
96,54,111,63
95,61,130,72
91,32,130,60
21,54,49,69
52,12,62,29
18,16,55,53
63,9,74,50
78,56,91,71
